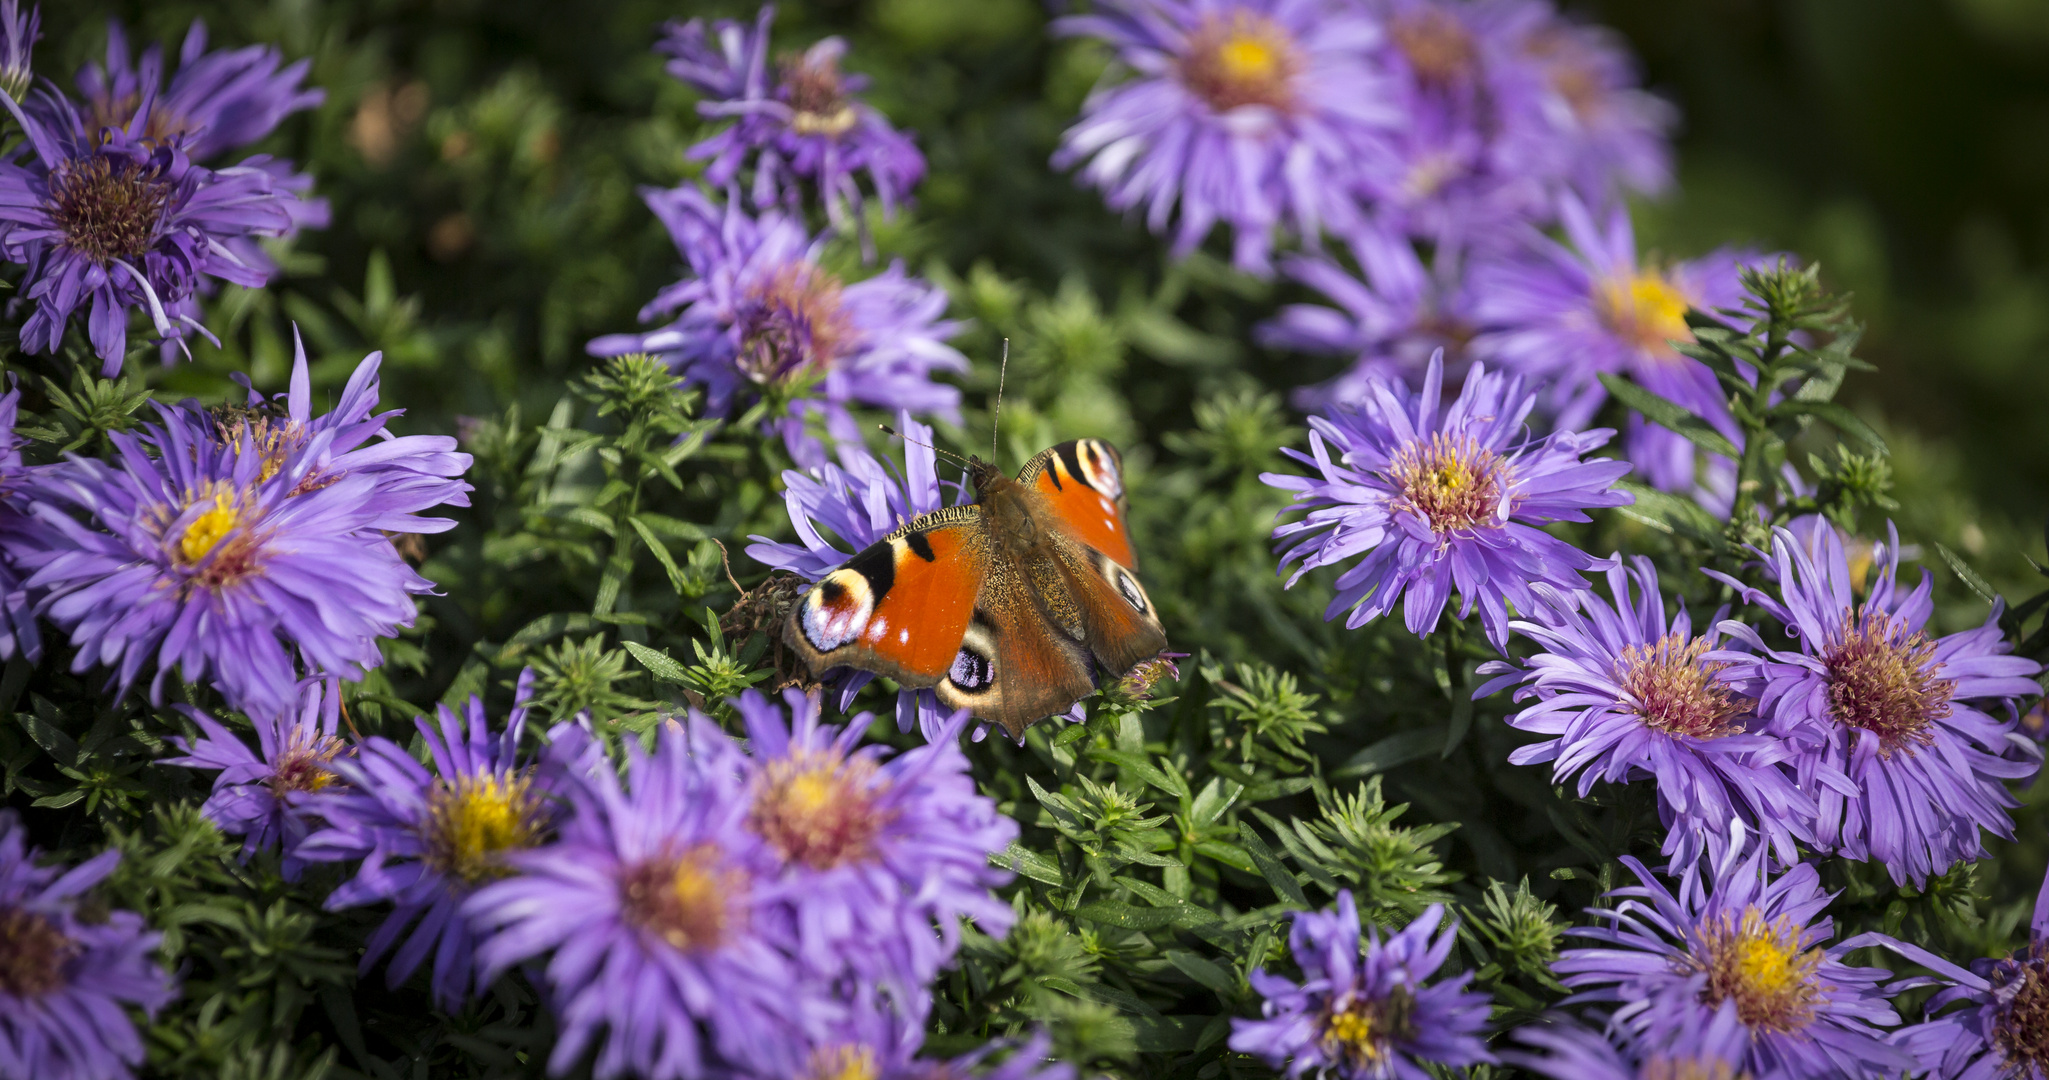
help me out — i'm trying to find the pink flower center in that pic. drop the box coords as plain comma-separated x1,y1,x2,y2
1616,634,1745,739
0,906,77,997
267,731,346,798
750,750,892,870
735,264,854,387
780,50,858,136
1177,13,1302,113
1822,611,1953,757
1993,944,2049,1074
1388,433,1508,533
49,154,169,266
1389,8,1478,88
619,845,746,952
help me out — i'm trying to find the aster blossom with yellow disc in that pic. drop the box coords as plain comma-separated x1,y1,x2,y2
1228,891,1493,1079
12,378,466,721
1711,524,2043,888
727,689,1017,1021
462,716,832,1080
1263,351,1631,649
1053,0,1396,276
1553,835,1916,1078
160,678,351,881
1479,555,1817,870
296,671,601,1011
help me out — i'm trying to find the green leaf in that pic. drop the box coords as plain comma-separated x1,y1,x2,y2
1073,900,1178,930
1163,950,1236,997
1128,1016,1210,1052
1334,728,1441,778
1237,822,1309,908
1086,748,1187,799
1597,373,1740,458
1768,400,1887,454
994,842,1066,887
621,641,690,684
1934,543,2000,605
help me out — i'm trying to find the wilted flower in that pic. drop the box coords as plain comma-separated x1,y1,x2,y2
1553,838,1916,1078
464,717,831,1080
659,5,924,229
0,91,313,372
0,812,176,1080
1053,0,1395,276
66,20,325,162
588,188,964,468
730,689,1016,1017
1480,555,1815,869
1264,351,1631,649
1469,196,1751,502
1230,891,1494,1078
16,381,460,719
1713,524,2043,887
299,672,597,1010
159,679,350,880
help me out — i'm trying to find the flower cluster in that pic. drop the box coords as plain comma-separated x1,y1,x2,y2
8,336,471,722
0,15,327,372
0,811,176,1080
1264,351,1632,649
1230,891,1494,1079
1055,0,1671,274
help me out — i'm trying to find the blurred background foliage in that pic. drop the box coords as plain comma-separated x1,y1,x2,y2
24,0,2049,1048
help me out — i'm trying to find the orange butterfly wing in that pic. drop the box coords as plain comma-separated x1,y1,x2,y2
785,507,987,688
1019,439,1139,568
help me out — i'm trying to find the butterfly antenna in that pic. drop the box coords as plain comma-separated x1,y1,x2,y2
991,337,1009,464
879,424,976,470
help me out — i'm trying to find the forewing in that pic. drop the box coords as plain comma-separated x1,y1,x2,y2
784,506,988,687
1018,438,1138,569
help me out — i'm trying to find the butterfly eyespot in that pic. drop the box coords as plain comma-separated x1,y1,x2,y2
800,569,875,652
1075,440,1122,498
1115,568,1149,614
948,645,995,693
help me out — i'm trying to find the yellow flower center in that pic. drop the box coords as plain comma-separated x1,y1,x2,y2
620,845,745,952
267,731,347,798
1318,988,1412,1072
805,1045,881,1080
423,772,545,886
750,750,895,870
1691,907,1823,1034
1594,270,1693,356
1388,433,1509,533
178,492,244,564
1178,13,1300,112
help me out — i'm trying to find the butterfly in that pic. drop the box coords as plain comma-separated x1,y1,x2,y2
784,438,1168,740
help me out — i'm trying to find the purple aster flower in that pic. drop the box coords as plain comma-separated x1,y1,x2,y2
728,688,1017,1017
1553,838,1916,1078
1505,10,1674,203
1229,891,1493,1079
778,1005,1075,1080
587,187,964,468
1711,524,2044,887
1052,0,1396,276
1263,351,1632,649
463,716,832,1080
1477,555,1816,869
659,6,924,231
0,812,177,1080
159,677,349,880
1257,232,1481,408
297,672,600,1011
0,91,312,373
1507,1014,1749,1080
0,383,41,664
0,1,37,102
15,382,460,719
68,20,325,163
1873,864,2049,1079
1468,196,1753,502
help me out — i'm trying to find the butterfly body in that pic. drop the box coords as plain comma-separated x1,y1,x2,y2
785,439,1168,739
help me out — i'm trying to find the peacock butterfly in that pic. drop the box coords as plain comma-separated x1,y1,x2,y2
784,438,1168,740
